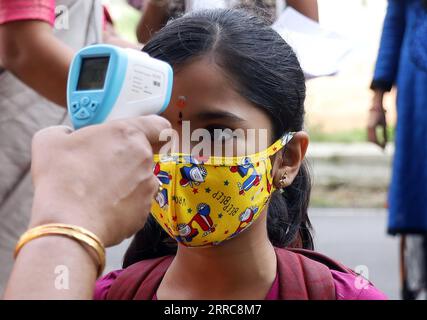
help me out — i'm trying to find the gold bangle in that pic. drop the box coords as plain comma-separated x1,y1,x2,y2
26,223,104,247
14,224,106,277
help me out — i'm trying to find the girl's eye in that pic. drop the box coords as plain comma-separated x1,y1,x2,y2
206,126,235,142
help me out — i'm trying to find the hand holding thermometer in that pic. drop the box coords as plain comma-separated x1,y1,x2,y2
67,44,173,129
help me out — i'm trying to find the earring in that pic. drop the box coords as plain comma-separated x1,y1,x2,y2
278,171,288,188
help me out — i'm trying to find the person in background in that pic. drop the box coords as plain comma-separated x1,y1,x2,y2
0,0,136,296
103,5,143,49
130,0,318,44
368,0,427,300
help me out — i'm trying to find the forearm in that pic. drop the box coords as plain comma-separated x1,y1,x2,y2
371,89,386,110
373,90,385,103
0,20,73,107
103,24,141,50
4,235,97,299
286,0,319,22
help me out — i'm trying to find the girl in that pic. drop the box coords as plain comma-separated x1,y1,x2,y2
96,9,386,300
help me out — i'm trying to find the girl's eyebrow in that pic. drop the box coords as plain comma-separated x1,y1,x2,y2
195,110,245,123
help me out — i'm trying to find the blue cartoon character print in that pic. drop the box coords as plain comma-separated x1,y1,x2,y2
230,157,262,195
153,163,171,208
179,164,207,187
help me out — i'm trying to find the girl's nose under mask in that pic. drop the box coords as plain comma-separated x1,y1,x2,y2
150,132,295,247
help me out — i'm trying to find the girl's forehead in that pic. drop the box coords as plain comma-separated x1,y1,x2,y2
160,57,273,136
173,58,235,100
167,59,260,117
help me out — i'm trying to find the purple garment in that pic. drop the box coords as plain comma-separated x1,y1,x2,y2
127,0,145,10
94,269,387,300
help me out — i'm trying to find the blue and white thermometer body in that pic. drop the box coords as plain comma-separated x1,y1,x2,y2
67,44,173,129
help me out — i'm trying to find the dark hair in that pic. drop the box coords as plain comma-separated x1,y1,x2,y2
123,8,313,268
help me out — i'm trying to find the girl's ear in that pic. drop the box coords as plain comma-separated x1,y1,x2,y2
272,131,309,188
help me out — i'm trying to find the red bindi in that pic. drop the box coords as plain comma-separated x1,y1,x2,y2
177,96,187,109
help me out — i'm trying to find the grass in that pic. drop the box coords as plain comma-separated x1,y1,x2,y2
310,185,389,208
307,125,395,143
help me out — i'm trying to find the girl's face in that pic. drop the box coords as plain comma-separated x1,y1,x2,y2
155,56,308,249
160,57,274,156
157,57,281,247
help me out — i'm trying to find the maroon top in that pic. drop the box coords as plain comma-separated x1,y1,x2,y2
94,269,387,300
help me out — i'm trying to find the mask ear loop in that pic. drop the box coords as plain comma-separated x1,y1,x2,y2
264,131,296,158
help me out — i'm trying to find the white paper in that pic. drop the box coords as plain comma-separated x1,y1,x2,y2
272,7,353,78
185,0,231,11
184,4,352,78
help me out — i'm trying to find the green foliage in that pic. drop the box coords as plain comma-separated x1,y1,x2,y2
307,125,395,143
108,1,140,43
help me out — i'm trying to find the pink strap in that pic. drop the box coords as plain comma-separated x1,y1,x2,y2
0,0,55,25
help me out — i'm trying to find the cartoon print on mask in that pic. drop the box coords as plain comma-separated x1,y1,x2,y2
180,164,207,187
250,169,274,201
230,206,259,238
182,155,209,165
153,163,172,208
163,222,174,235
266,177,273,194
230,157,262,195
230,157,253,176
176,203,216,243
238,173,262,195
156,189,169,208
150,132,296,248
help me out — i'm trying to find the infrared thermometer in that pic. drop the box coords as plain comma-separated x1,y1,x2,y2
67,44,173,129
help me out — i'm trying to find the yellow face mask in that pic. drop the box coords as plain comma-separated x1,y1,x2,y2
151,132,295,247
